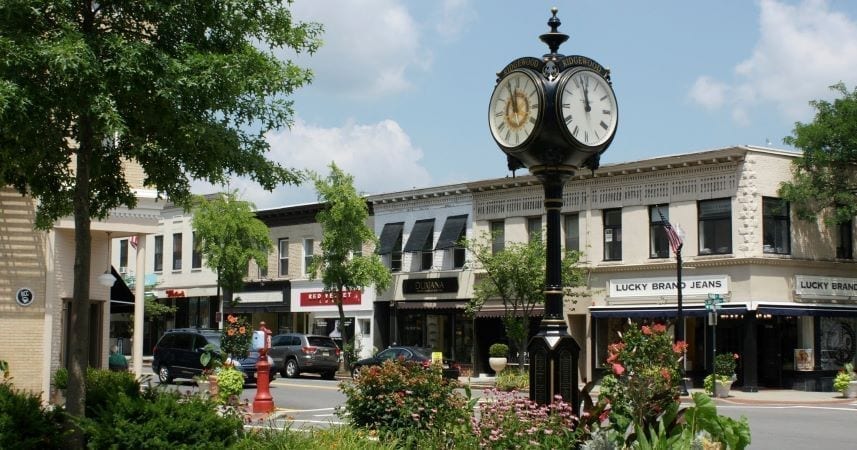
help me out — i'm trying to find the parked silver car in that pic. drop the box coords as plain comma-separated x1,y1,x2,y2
268,333,340,379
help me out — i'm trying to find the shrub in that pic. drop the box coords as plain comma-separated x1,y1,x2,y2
52,367,68,390
598,322,683,433
714,353,738,377
85,368,141,417
233,426,396,449
489,343,509,358
82,389,243,448
222,314,252,359
833,370,853,393
0,380,68,449
472,389,583,448
495,368,528,391
338,359,471,438
217,367,245,404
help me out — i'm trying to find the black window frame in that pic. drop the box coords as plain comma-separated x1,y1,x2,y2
837,219,853,259
698,198,732,255
154,235,164,272
564,213,579,252
649,205,670,259
304,238,314,275
172,232,182,271
603,208,622,261
421,223,434,271
119,239,128,269
762,197,790,255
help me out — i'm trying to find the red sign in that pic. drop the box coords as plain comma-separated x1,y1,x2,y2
165,289,185,298
300,290,362,307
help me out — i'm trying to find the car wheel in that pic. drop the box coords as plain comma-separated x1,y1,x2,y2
158,365,173,384
285,359,299,378
322,370,336,380
351,365,361,378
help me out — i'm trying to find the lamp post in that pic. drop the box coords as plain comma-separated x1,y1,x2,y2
487,8,618,410
675,243,688,395
706,293,724,387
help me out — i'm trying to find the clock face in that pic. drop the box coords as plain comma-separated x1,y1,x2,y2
488,70,543,149
557,68,618,148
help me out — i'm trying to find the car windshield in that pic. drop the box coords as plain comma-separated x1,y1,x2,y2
308,336,336,348
204,335,221,349
413,347,433,359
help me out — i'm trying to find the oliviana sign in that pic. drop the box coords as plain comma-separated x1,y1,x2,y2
609,275,729,298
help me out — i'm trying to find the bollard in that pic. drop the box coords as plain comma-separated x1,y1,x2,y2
252,321,274,413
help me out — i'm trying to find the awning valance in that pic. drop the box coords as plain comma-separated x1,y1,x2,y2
756,303,857,317
435,215,468,250
377,222,404,255
590,304,748,318
403,219,435,252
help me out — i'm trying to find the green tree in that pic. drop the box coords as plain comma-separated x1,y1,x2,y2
0,0,320,423
192,192,273,314
464,232,586,369
779,83,857,224
309,163,392,372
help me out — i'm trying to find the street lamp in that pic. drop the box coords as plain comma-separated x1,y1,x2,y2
706,293,724,387
487,8,618,410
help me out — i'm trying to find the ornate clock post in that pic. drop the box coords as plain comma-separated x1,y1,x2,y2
488,8,618,410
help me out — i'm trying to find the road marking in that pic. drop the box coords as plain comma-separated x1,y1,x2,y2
276,407,336,413
707,404,857,412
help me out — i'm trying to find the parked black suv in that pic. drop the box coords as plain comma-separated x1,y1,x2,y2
152,328,274,384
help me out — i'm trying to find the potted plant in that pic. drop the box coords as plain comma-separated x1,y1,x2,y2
51,367,68,405
704,353,738,397
833,363,857,398
489,343,509,374
196,344,223,397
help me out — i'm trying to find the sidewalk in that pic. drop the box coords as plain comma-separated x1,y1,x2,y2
459,376,857,406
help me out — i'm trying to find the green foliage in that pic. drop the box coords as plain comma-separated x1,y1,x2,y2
833,364,856,393
193,192,274,294
714,352,738,377
82,389,243,449
464,232,588,364
216,367,245,404
309,163,392,363
232,426,397,449
683,393,752,450
199,344,224,375
599,322,684,433
84,368,141,417
779,83,857,224
338,359,471,438
52,367,68,390
0,379,68,449
495,368,529,391
703,374,733,395
0,360,8,377
222,314,252,359
488,343,509,357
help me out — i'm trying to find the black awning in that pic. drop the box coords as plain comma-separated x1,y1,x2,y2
590,304,748,318
403,219,435,253
377,222,404,255
756,304,857,317
435,215,468,250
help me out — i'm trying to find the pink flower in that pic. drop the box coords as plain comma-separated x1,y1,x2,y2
641,325,652,335
660,368,671,380
653,323,667,333
672,341,688,354
612,363,625,376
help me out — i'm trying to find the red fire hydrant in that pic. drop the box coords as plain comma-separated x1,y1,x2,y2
252,321,274,413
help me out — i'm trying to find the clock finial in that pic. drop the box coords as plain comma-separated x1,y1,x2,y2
540,7,568,59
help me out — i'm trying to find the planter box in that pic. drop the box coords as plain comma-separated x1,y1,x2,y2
715,380,732,398
489,357,507,374
846,381,857,399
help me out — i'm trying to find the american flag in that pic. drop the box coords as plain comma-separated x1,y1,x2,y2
129,235,138,250
656,207,683,254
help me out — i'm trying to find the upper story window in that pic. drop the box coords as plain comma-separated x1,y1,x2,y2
378,222,404,272
278,238,289,276
172,233,182,271
564,213,579,252
837,219,853,259
527,216,542,242
491,220,505,254
649,205,670,259
404,219,435,271
192,232,202,269
603,208,622,261
154,235,164,272
303,238,314,275
119,239,128,270
763,197,790,255
698,198,732,255
436,215,468,270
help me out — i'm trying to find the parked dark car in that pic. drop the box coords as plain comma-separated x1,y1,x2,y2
351,346,461,379
152,328,275,385
268,333,340,379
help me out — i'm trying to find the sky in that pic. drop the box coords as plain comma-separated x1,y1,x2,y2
191,0,857,210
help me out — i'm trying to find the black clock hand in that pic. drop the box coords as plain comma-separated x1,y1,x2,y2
581,75,592,113
507,81,520,125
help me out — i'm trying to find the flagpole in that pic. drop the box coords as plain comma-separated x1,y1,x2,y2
676,242,688,395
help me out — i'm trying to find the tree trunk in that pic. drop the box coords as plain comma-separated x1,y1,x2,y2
336,285,350,373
